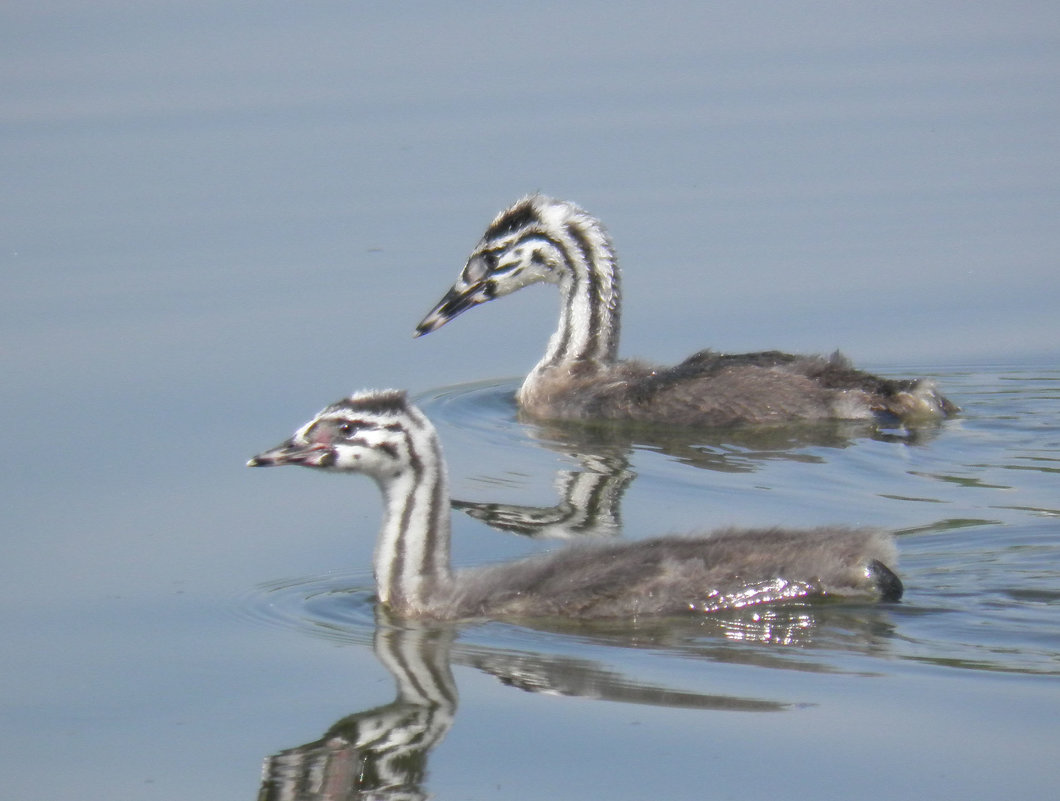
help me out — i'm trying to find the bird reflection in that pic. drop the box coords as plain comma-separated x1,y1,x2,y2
257,386,911,797
452,448,634,539
257,604,897,800
526,412,949,474
258,615,456,801
452,412,946,540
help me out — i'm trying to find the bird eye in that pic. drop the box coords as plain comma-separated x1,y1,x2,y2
337,420,365,438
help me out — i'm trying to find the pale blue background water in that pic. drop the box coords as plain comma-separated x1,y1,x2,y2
3,3,1059,799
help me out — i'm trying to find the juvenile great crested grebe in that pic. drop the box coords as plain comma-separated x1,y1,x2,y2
415,194,957,427
247,389,903,620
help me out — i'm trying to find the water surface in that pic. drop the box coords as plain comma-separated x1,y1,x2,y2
243,365,1060,799
3,3,1059,799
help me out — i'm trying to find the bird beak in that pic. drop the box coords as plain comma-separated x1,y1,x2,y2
247,438,333,468
414,279,493,337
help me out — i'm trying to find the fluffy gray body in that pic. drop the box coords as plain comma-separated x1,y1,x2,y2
416,194,957,426
439,526,899,620
521,348,953,427
248,390,903,621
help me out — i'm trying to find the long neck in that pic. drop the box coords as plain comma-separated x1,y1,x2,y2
535,219,622,373
374,436,453,614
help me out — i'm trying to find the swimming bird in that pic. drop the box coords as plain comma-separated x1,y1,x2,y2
247,389,903,620
415,194,956,427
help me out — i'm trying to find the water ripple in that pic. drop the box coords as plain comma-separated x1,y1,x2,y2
234,569,379,646
239,367,1060,679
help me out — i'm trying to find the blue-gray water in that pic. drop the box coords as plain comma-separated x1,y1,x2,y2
3,3,1059,799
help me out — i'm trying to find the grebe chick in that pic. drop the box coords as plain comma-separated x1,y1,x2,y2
248,389,903,620
415,194,957,427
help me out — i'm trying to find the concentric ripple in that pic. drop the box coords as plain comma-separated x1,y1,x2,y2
234,569,379,646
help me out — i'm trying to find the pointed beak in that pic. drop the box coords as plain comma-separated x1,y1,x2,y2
414,276,494,337
247,438,334,468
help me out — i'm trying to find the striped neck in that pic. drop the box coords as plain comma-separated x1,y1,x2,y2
453,451,634,539
532,208,622,376
374,429,453,613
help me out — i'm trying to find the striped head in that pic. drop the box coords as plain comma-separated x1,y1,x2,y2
247,390,431,481
415,194,616,335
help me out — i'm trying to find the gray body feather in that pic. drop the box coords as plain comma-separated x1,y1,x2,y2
249,390,904,621
417,195,957,427
440,526,899,620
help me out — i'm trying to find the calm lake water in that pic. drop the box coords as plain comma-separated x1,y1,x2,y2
235,365,1060,801
4,3,1059,800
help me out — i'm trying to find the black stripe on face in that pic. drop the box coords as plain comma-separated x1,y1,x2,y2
485,201,540,240
376,441,399,460
331,391,409,417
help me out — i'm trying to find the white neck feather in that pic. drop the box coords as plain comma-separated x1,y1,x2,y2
374,436,452,613
530,207,621,385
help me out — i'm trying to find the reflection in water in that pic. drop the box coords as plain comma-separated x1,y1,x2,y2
250,367,1057,799
259,615,457,801
427,381,948,540
453,449,634,539
253,379,951,797
257,603,899,800
420,380,948,475
526,408,949,473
